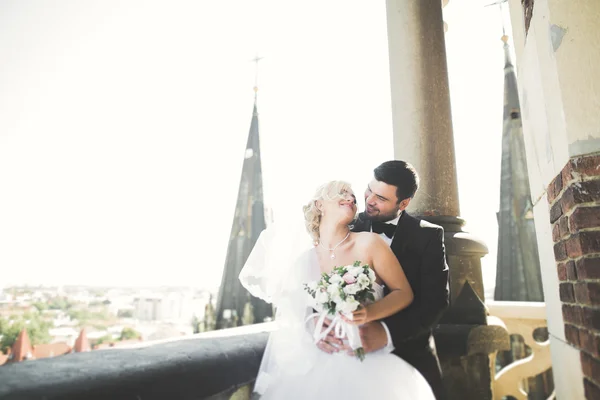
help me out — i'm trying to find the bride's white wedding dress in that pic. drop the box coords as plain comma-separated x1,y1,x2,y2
239,224,434,400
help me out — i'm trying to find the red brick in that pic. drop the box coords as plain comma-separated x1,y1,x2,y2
558,263,568,281
560,283,576,303
553,223,561,242
548,174,564,204
574,154,600,179
555,260,577,281
562,180,600,213
577,257,600,280
581,232,600,256
585,378,600,400
561,188,576,214
587,282,600,303
575,283,600,306
563,304,584,325
581,351,600,381
550,201,563,224
576,282,590,304
554,241,568,261
556,171,565,191
559,216,571,238
571,206,600,232
562,161,576,187
566,324,581,346
566,235,584,258
566,232,600,259
567,260,578,280
584,308,600,332
580,329,600,358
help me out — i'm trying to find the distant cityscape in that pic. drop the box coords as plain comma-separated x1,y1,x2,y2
0,284,220,365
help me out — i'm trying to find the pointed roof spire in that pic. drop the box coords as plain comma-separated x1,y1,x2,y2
500,35,520,120
494,19,543,302
215,74,272,329
7,329,34,363
73,328,91,352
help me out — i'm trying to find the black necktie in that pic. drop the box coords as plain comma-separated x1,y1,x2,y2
372,221,396,239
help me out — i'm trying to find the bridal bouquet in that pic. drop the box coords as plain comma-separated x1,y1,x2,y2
304,261,376,361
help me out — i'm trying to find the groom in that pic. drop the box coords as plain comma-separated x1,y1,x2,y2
318,160,450,400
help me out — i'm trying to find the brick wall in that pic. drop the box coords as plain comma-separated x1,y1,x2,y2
547,153,600,399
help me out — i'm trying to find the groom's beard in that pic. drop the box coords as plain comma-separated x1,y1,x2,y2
363,206,400,223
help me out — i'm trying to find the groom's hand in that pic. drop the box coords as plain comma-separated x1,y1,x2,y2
315,318,345,354
344,321,388,355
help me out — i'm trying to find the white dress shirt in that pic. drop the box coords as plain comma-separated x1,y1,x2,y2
370,213,401,354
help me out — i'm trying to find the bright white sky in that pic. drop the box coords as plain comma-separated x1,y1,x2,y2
0,1,513,298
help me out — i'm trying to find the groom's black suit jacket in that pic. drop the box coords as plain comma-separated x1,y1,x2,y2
353,211,449,399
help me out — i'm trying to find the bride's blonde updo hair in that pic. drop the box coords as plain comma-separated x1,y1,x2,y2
303,180,355,242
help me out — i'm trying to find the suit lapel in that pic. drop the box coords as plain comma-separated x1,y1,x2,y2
352,212,372,233
391,212,414,255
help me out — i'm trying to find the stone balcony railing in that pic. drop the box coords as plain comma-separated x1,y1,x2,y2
0,323,275,400
0,302,552,400
487,301,553,400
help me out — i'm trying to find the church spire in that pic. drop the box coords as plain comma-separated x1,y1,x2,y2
494,33,543,301
215,80,272,329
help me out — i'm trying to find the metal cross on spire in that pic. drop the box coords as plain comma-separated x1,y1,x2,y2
485,0,509,36
251,55,264,102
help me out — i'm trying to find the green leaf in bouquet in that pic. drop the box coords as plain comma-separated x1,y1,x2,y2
366,292,375,302
355,347,365,362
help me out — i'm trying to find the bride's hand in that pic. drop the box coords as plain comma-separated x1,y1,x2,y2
341,306,370,325
315,318,345,354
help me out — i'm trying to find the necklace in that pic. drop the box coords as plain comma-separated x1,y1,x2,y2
319,231,351,260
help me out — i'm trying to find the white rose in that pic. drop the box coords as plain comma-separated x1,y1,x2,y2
337,297,360,314
329,274,343,285
343,284,360,295
327,284,342,302
332,293,343,305
332,293,344,305
349,266,364,277
327,283,340,295
315,290,329,304
367,269,376,283
357,274,371,289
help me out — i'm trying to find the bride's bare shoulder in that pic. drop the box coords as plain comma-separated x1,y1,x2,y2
353,231,385,248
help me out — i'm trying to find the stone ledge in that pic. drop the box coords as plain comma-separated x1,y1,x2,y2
0,331,269,400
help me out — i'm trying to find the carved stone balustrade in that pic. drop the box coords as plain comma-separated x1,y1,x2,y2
487,301,553,400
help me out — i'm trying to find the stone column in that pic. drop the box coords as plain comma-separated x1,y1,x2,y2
386,0,459,218
385,2,509,399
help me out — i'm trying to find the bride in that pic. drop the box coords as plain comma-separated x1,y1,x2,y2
239,181,435,399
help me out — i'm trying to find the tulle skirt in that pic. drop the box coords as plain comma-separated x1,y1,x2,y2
257,345,435,400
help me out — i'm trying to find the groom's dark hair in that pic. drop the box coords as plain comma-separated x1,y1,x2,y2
374,160,420,203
